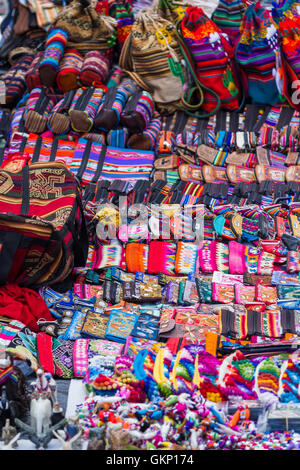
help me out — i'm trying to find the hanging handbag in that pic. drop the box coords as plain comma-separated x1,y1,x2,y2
235,2,282,106
119,8,188,113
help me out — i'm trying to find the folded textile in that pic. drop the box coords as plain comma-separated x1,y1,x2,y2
0,284,54,332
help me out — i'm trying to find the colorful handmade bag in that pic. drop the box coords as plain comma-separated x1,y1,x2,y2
177,6,241,113
69,138,155,185
211,0,248,45
53,0,117,50
79,50,111,87
0,160,88,288
23,87,58,134
56,48,84,92
2,54,34,106
109,0,134,46
119,8,187,113
25,52,44,92
38,28,69,88
278,15,300,111
235,2,283,106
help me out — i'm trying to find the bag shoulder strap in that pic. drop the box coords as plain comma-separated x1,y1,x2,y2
76,139,93,181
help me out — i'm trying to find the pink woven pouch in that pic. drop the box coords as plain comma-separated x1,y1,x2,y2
229,241,247,274
73,338,89,378
148,241,176,275
199,240,217,274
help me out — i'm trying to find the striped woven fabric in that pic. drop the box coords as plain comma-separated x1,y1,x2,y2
8,108,25,141
29,0,63,29
119,10,186,105
111,78,139,121
25,52,44,92
142,111,162,150
69,138,155,184
0,320,25,351
0,365,16,386
128,111,162,150
106,128,129,148
0,161,78,228
24,88,58,134
6,132,77,167
211,0,246,44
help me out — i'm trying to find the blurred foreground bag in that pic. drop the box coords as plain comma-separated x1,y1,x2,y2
0,160,88,288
